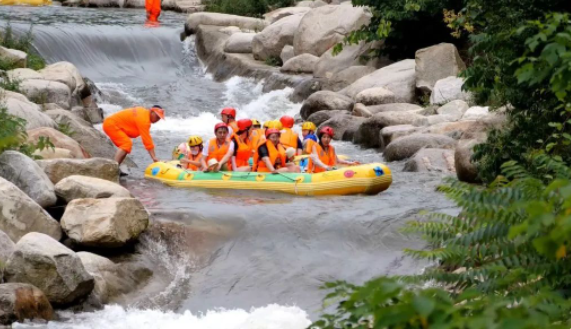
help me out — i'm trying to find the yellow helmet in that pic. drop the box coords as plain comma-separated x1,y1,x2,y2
251,119,261,127
187,135,203,147
263,121,271,128
302,121,316,131
266,120,283,130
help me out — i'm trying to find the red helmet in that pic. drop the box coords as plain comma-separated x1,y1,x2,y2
221,107,236,118
214,122,229,133
280,115,294,128
319,126,335,137
265,128,281,138
237,118,252,131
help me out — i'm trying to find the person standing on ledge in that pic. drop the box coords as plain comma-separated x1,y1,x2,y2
103,105,165,165
146,0,161,23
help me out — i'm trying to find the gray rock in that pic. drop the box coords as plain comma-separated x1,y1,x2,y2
264,6,311,24
318,113,365,140
55,175,131,202
280,45,295,63
0,46,27,69
0,283,53,325
461,106,489,121
380,125,420,149
296,0,327,7
313,42,376,80
223,33,255,53
436,100,469,120
323,65,376,92
430,76,471,105
4,233,94,305
0,151,57,208
290,78,323,103
404,148,456,173
36,158,119,184
355,87,396,105
300,90,353,119
415,43,466,93
39,62,86,97
367,103,424,115
413,114,456,127
252,14,303,61
455,139,481,183
19,79,72,110
384,134,457,161
280,53,319,74
307,109,347,126
185,12,267,35
352,103,373,118
0,230,15,268
6,68,42,81
353,111,426,148
5,94,56,130
0,177,61,243
27,127,88,159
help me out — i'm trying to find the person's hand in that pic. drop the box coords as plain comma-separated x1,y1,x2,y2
152,157,159,163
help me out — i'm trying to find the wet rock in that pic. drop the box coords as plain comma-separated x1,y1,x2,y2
0,46,27,69
55,175,131,202
455,139,481,183
322,65,376,92
380,125,420,149
0,177,61,242
27,127,89,159
290,77,322,103
355,87,396,105
341,59,416,103
0,283,54,326
352,103,372,118
318,113,365,140
300,90,353,119
5,94,56,130
252,14,303,61
354,111,426,148
223,32,255,53
404,148,456,173
0,151,57,208
306,109,347,126
185,12,267,35
430,76,471,105
36,158,119,184
367,103,424,115
296,0,327,7
61,198,149,248
436,100,469,120
415,43,466,93
384,134,457,161
293,3,371,57
280,53,319,74
0,230,15,268
280,45,295,64
4,233,94,305
19,79,72,110
461,106,489,121
264,6,310,24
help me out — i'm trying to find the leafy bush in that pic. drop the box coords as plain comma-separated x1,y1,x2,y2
204,0,295,18
0,106,53,158
0,76,21,93
0,23,46,71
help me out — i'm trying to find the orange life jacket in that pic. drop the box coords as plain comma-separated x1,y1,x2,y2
233,134,253,167
308,143,336,173
254,140,286,172
249,129,265,153
145,0,161,21
185,152,203,171
280,128,299,149
303,138,316,155
207,138,230,162
228,121,239,133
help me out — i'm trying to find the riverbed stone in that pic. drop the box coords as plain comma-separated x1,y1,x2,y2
415,43,466,93
354,111,426,148
296,0,327,7
280,53,319,74
300,90,353,119
380,125,420,149
4,233,94,305
461,106,489,121
5,95,56,130
0,46,27,69
313,42,374,80
36,158,119,184
6,68,42,82
223,32,255,53
436,100,469,120
0,151,57,208
61,198,149,248
0,230,15,268
32,148,74,160
419,120,487,140
404,148,456,173
27,127,88,159
352,103,372,118
430,76,471,105
413,114,457,127
264,6,310,24
185,12,267,35
384,133,457,161
318,113,365,140
252,13,303,61
290,78,322,103
55,175,131,202
0,177,61,243
0,283,54,326
18,79,72,110
341,59,416,103
455,139,481,183
293,3,371,57
367,103,424,115
39,62,86,96
307,109,346,126
323,65,376,92
355,87,396,106
280,45,295,64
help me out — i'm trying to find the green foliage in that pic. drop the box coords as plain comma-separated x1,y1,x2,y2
57,122,75,137
0,23,46,71
203,0,294,17
0,76,21,92
0,106,53,158
264,56,282,67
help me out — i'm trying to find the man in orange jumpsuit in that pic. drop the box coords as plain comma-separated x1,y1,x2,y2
146,0,161,23
103,105,165,165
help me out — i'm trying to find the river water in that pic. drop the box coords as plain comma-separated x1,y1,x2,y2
1,6,456,328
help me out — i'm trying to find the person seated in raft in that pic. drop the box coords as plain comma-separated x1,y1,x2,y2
251,119,262,129
220,107,238,137
248,118,265,152
308,126,357,173
201,123,234,172
231,119,255,172
279,115,303,156
253,128,300,173
301,121,318,155
179,135,205,171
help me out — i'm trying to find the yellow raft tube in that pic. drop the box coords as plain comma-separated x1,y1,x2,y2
0,0,52,6
145,162,392,196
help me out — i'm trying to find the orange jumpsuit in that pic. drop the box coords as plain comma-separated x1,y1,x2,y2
146,0,161,22
102,107,154,154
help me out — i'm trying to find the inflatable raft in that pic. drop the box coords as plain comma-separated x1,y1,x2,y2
145,162,392,196
0,0,52,5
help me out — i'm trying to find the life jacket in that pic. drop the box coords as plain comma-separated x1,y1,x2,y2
303,138,317,155
254,140,286,172
145,0,161,21
248,129,265,153
207,138,230,162
233,134,253,167
280,128,299,149
185,152,203,171
228,121,239,134
308,143,336,173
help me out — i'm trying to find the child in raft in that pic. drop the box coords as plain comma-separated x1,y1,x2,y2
173,136,205,171
307,126,357,173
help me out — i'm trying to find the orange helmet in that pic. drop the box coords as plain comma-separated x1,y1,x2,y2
265,128,281,138
280,115,294,128
237,118,252,131
221,107,236,118
214,122,229,132
150,105,165,120
319,126,335,137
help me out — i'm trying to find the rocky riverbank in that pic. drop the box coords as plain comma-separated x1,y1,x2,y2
183,3,504,183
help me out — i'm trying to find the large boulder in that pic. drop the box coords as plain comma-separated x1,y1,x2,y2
384,134,457,161
413,114,456,127
380,125,420,149
290,78,322,103
252,14,303,61
0,230,15,268
367,103,424,115
341,60,416,103
455,139,481,183
355,87,396,106
264,6,311,24
318,113,365,140
55,175,131,202
307,109,347,126
36,158,119,184
352,102,372,118
0,151,57,208
461,106,489,121
430,76,471,105
0,177,61,242
280,45,295,63
420,120,488,140
415,43,466,93
403,148,456,173
296,0,327,8
0,283,53,326
0,46,27,69
4,233,94,305
32,148,75,160
436,100,469,120
6,68,42,81
323,65,376,92
293,3,371,57
185,12,267,35
27,127,89,159
39,62,86,97
18,79,72,110
61,198,149,248
354,111,426,148
5,96,56,130
300,91,353,119
313,42,378,80
223,33,255,53
280,53,319,74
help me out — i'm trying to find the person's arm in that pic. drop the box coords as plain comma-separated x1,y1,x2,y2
337,156,356,165
148,148,159,162
262,156,276,173
136,118,157,162
310,144,330,170
219,143,234,166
